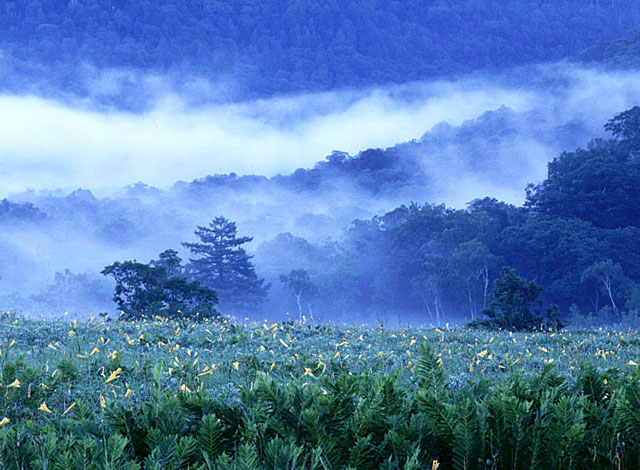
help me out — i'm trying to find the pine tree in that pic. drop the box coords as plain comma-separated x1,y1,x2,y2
183,216,269,314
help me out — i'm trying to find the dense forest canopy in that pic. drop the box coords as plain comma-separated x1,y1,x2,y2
1,0,640,101
579,27,640,69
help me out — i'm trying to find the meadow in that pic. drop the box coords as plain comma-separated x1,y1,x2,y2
0,314,638,469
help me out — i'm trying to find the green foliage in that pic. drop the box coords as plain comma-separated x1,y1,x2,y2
0,318,638,468
472,267,556,331
102,252,218,321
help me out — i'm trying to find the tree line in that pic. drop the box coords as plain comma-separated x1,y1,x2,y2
257,106,640,328
102,106,640,329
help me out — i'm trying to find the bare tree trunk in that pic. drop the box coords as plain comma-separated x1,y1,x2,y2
307,303,314,321
468,288,475,319
295,292,302,321
422,293,434,322
434,291,444,326
482,267,489,310
602,276,618,314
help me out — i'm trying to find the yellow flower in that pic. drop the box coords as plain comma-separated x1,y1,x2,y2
269,363,275,372
477,350,488,358
197,370,213,378
538,347,549,353
436,357,443,367
279,339,290,349
469,363,474,372
432,460,440,470
7,379,20,388
105,368,122,384
89,347,99,356
336,341,349,347
0,417,9,428
77,354,86,359
38,402,53,414
100,394,106,408
48,344,58,351
180,383,191,393
303,368,314,377
62,402,76,416
9,340,16,348
124,389,132,399
232,361,239,370
628,360,638,366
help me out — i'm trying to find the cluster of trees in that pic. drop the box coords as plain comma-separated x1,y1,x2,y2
102,217,268,319
257,107,640,327
1,0,640,99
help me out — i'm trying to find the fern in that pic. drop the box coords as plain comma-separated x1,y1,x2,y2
451,399,482,470
235,442,261,470
198,414,226,463
173,436,199,469
211,452,233,470
616,381,640,467
105,434,131,468
414,342,445,390
348,435,380,470
52,451,75,470
262,435,303,470
70,437,100,470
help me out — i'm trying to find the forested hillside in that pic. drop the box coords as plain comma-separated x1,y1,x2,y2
1,0,640,100
578,27,640,68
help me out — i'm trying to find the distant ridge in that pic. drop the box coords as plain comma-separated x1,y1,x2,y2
577,28,640,68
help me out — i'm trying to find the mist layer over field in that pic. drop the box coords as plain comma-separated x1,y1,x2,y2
1,64,640,319
0,65,638,197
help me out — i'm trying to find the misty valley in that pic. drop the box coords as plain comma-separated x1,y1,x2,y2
2,0,640,468
1,101,639,331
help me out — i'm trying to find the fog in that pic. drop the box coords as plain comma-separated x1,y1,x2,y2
1,64,640,318
0,81,534,195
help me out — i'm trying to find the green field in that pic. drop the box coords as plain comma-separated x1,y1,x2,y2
0,315,639,469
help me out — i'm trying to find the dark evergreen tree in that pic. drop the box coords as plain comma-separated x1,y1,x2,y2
151,249,183,277
183,216,269,314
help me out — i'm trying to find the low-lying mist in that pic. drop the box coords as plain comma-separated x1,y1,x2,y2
1,63,639,319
